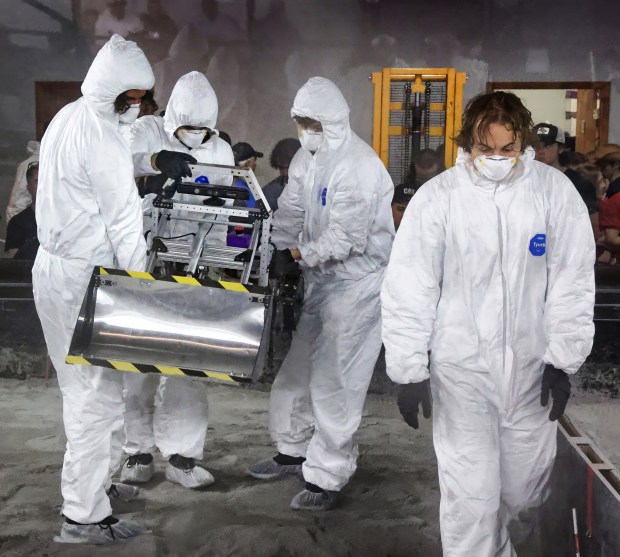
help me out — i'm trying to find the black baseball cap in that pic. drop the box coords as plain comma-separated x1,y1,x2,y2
232,142,263,163
392,184,416,204
533,123,565,146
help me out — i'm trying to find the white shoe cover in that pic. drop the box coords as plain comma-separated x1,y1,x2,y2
120,459,155,484
54,518,147,544
165,463,215,489
107,483,140,502
248,458,303,480
290,489,337,511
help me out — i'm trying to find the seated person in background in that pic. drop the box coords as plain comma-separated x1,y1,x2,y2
576,162,609,200
564,150,589,168
5,161,39,259
597,153,620,262
534,123,599,237
263,138,301,213
232,141,263,208
587,143,620,164
5,140,39,223
391,183,415,231
404,147,444,189
228,141,263,248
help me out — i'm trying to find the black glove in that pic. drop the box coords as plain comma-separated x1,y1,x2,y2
269,249,300,279
140,173,168,197
397,380,432,429
540,364,571,421
154,150,197,181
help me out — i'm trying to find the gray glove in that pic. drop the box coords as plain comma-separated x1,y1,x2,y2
397,380,432,429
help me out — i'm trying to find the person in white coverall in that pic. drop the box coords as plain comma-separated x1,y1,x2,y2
5,140,39,223
249,77,395,511
121,71,234,489
381,91,595,556
32,35,154,544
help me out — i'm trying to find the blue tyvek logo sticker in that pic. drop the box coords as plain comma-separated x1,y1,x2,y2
321,187,327,206
195,175,209,183
529,234,546,256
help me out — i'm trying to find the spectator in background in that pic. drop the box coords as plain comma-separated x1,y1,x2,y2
136,0,177,64
95,0,142,46
597,153,620,257
198,0,245,46
391,183,415,231
587,143,620,164
564,150,589,169
227,141,263,249
534,123,599,237
404,148,444,189
5,140,39,223
232,141,263,208
152,25,210,108
577,163,608,200
263,138,301,213
5,162,39,260
218,131,232,146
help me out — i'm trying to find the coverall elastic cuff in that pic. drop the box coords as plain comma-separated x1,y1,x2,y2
298,244,319,268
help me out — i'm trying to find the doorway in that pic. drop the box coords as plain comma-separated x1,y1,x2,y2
486,81,611,154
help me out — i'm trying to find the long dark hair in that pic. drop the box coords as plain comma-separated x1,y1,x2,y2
455,91,535,153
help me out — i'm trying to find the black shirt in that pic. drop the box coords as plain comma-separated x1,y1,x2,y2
564,168,599,215
263,176,287,213
5,205,39,259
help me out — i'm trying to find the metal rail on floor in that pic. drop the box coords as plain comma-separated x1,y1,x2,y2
558,414,620,556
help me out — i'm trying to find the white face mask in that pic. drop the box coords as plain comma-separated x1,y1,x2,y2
118,104,140,124
474,155,517,182
299,129,323,153
177,129,208,150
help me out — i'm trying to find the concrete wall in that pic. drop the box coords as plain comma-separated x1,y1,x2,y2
1,0,620,241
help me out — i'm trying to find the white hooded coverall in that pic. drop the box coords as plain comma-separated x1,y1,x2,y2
381,149,595,556
124,71,234,461
269,77,395,491
32,35,154,524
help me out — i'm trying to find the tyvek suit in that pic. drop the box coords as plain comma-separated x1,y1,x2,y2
31,35,154,524
123,71,234,462
269,77,395,491
381,148,595,556
5,140,39,222
131,71,233,242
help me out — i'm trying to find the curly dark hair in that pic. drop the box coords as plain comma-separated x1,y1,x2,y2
455,91,534,153
114,89,156,115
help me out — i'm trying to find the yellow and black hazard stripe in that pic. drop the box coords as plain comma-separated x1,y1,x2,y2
65,355,251,384
98,267,269,295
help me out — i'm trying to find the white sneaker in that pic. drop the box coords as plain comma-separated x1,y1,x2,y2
107,483,140,502
120,453,155,484
165,454,214,489
54,516,147,544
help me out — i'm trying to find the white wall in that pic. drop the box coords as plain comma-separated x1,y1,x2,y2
505,89,570,135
